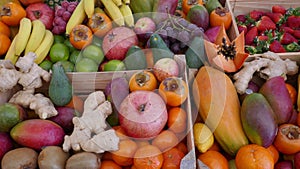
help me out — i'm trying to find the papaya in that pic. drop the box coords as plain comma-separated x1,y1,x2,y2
149,33,174,63
129,0,153,19
259,76,293,124
241,93,278,148
192,66,248,156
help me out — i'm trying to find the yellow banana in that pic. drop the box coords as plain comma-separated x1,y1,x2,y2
5,34,19,64
119,3,134,27
15,18,32,56
111,0,122,7
101,0,124,26
65,0,86,36
84,0,95,18
122,0,130,5
94,7,105,13
34,30,54,64
25,20,46,55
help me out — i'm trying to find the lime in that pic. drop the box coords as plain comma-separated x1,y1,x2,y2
75,58,99,72
92,36,103,48
57,60,74,72
49,43,70,63
39,60,53,71
103,60,126,71
64,38,76,53
69,50,81,64
82,44,104,65
53,35,66,44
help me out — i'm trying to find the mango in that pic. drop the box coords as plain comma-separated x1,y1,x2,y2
10,119,65,150
259,76,293,124
0,103,26,132
241,93,278,148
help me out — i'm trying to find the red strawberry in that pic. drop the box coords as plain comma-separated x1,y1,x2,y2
280,26,295,34
236,14,247,23
293,30,300,39
249,10,265,21
245,26,258,45
265,12,284,24
279,32,298,45
256,16,276,32
272,5,286,15
257,35,269,41
238,25,247,34
287,16,300,29
269,40,286,53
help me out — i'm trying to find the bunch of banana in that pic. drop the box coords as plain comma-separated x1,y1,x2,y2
5,18,53,65
65,0,86,35
83,0,95,18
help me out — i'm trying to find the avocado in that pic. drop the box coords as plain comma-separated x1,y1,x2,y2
149,33,174,63
185,36,208,69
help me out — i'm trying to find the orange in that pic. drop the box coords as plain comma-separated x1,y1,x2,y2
65,95,84,113
175,141,188,155
266,145,279,164
152,130,179,152
0,21,11,37
235,144,274,169
111,139,138,166
135,140,150,148
285,83,297,105
162,148,185,169
198,150,229,169
100,160,121,169
69,24,93,50
133,145,164,169
167,107,187,133
0,33,11,56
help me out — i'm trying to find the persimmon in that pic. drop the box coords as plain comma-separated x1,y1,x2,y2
65,95,84,113
167,107,187,133
175,141,188,155
0,21,10,37
158,77,188,107
266,145,279,164
129,71,157,92
182,0,203,14
112,125,128,140
198,150,229,169
235,144,274,169
285,83,297,105
69,24,93,50
100,160,122,169
111,139,138,166
0,2,26,26
152,130,179,152
162,148,185,169
0,33,11,56
87,12,112,38
210,7,232,30
273,123,300,155
133,145,164,169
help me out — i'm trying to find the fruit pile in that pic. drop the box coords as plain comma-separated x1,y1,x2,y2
236,5,300,54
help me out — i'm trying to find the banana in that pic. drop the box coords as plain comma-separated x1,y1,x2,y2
94,7,105,13
111,0,122,7
15,18,32,56
101,0,124,26
25,20,46,55
65,0,86,36
34,30,54,64
122,0,130,5
5,34,19,64
84,0,95,18
119,3,134,27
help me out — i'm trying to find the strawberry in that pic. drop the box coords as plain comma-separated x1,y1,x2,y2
249,10,265,21
293,30,300,39
238,25,247,34
272,5,287,15
280,26,295,34
256,16,276,32
279,32,298,45
257,35,269,41
236,14,247,23
287,15,300,29
245,26,258,45
265,12,284,25
269,40,286,53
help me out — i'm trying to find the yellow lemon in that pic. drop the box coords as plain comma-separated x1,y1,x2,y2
193,123,214,153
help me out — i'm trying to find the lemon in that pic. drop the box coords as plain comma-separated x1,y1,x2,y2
193,123,214,153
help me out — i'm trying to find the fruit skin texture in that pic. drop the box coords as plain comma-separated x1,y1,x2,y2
294,151,300,169
0,132,13,161
102,27,138,61
241,93,278,148
259,76,293,124
25,2,54,30
192,66,248,156
118,90,168,140
10,119,65,150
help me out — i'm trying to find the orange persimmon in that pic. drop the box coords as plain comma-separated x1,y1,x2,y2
182,0,203,14
87,12,112,38
69,24,93,50
100,160,122,169
266,145,279,164
0,33,11,56
162,148,185,169
129,71,157,92
167,107,187,133
111,139,138,166
0,21,10,37
0,2,26,26
152,130,179,152
210,7,232,30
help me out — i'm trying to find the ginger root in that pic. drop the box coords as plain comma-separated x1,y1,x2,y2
0,60,21,92
233,51,298,94
63,91,120,154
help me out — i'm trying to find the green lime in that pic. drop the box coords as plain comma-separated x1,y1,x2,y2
92,36,103,48
39,60,53,71
57,60,74,72
49,43,70,63
53,35,66,44
103,60,126,71
69,50,81,64
82,44,104,65
64,38,76,53
75,58,99,72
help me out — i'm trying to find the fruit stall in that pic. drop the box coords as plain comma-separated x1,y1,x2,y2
0,0,300,168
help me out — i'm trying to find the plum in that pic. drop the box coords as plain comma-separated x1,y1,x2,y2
0,132,13,161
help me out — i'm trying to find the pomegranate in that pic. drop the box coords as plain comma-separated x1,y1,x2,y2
102,27,138,61
119,90,167,140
